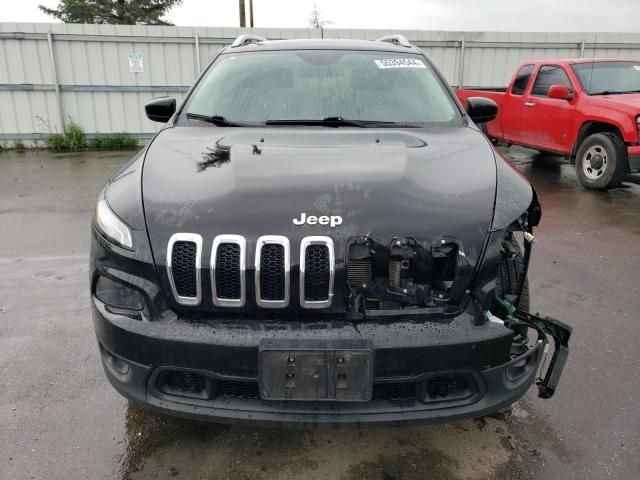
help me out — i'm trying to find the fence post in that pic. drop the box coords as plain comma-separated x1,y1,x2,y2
194,32,201,74
580,40,585,58
458,37,466,88
46,30,65,134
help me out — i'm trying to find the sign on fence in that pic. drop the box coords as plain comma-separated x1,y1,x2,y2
128,53,143,73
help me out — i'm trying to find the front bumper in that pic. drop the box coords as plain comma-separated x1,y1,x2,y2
628,145,640,172
92,298,548,427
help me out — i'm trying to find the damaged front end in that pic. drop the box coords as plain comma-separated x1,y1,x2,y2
344,235,472,318
341,155,572,400
473,156,572,400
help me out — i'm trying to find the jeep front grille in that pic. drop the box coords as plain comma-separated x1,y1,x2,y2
211,235,246,307
300,236,334,308
166,234,339,310
167,233,203,306
255,236,290,308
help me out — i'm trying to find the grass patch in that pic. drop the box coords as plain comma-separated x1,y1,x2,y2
13,140,26,151
46,133,68,150
89,132,138,149
45,121,86,150
65,122,87,149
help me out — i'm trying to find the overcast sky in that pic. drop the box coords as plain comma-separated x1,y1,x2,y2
4,0,640,32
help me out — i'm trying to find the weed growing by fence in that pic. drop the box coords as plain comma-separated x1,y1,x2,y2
89,133,138,149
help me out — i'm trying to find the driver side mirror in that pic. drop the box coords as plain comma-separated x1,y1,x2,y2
466,97,498,124
548,84,573,100
145,97,176,123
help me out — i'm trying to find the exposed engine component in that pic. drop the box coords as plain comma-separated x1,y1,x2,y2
346,235,467,316
346,239,373,285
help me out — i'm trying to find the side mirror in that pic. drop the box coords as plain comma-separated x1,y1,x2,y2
466,97,498,124
548,84,572,100
145,97,176,123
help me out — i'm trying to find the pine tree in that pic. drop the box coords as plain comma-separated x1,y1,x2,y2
39,0,183,25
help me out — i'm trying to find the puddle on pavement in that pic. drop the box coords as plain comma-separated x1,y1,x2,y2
118,398,572,480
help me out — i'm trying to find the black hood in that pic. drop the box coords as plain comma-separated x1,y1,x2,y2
142,126,498,312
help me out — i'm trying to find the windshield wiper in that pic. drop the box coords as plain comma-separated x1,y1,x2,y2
185,113,246,127
265,117,414,128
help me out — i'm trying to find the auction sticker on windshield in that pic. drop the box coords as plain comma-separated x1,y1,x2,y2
374,58,426,69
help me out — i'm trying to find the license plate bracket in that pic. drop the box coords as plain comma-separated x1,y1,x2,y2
259,339,373,401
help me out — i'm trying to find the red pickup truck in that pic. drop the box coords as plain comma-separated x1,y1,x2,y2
456,59,640,189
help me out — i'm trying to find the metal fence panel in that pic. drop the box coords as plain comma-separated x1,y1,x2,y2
1,23,640,143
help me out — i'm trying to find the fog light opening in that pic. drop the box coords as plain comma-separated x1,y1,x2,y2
102,348,130,376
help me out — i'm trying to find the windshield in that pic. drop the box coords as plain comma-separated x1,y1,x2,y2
184,50,460,126
571,61,640,95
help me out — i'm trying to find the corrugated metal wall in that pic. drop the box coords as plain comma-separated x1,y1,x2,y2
1,23,640,143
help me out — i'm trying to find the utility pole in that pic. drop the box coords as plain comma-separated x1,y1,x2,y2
239,0,246,27
249,0,254,27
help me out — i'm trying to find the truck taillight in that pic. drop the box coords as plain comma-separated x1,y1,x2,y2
637,116,640,142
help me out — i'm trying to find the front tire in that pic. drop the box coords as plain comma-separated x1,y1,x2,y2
575,133,628,190
496,235,529,312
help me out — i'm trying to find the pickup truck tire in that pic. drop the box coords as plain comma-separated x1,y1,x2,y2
496,235,529,312
575,133,628,190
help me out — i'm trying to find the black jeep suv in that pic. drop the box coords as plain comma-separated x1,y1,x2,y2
90,34,571,426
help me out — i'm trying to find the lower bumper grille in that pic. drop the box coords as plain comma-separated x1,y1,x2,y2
372,382,417,401
157,370,209,399
424,374,469,400
154,370,477,405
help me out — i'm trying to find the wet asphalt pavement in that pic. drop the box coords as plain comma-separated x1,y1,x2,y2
1,146,639,480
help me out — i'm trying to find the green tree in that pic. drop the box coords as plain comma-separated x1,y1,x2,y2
39,0,183,25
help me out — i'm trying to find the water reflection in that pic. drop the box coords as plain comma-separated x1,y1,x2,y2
118,400,541,480
120,402,229,479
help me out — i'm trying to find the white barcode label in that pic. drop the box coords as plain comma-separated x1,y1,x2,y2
374,58,426,69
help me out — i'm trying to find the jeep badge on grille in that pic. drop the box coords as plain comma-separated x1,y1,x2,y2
293,213,342,227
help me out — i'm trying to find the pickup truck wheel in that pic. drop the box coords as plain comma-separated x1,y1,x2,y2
496,235,529,312
575,133,628,190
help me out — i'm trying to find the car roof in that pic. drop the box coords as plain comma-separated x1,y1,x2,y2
522,58,639,66
223,38,424,54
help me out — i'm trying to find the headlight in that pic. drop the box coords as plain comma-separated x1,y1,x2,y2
95,276,144,310
95,187,133,249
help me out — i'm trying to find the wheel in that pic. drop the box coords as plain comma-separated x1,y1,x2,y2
575,133,628,190
496,234,529,342
495,235,529,312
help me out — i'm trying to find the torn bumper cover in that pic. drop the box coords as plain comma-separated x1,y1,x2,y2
92,296,571,426
509,311,572,399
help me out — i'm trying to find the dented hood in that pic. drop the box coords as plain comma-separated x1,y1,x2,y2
142,126,497,271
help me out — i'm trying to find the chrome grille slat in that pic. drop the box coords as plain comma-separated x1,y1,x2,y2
300,236,335,309
255,235,290,308
166,233,203,306
211,235,246,307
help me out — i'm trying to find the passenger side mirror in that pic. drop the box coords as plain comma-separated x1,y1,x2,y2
548,84,572,100
466,97,498,124
145,97,176,123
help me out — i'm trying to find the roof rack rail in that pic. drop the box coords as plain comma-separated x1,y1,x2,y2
231,34,267,48
375,34,412,48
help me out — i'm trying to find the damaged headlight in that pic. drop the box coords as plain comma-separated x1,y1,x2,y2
95,187,133,249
